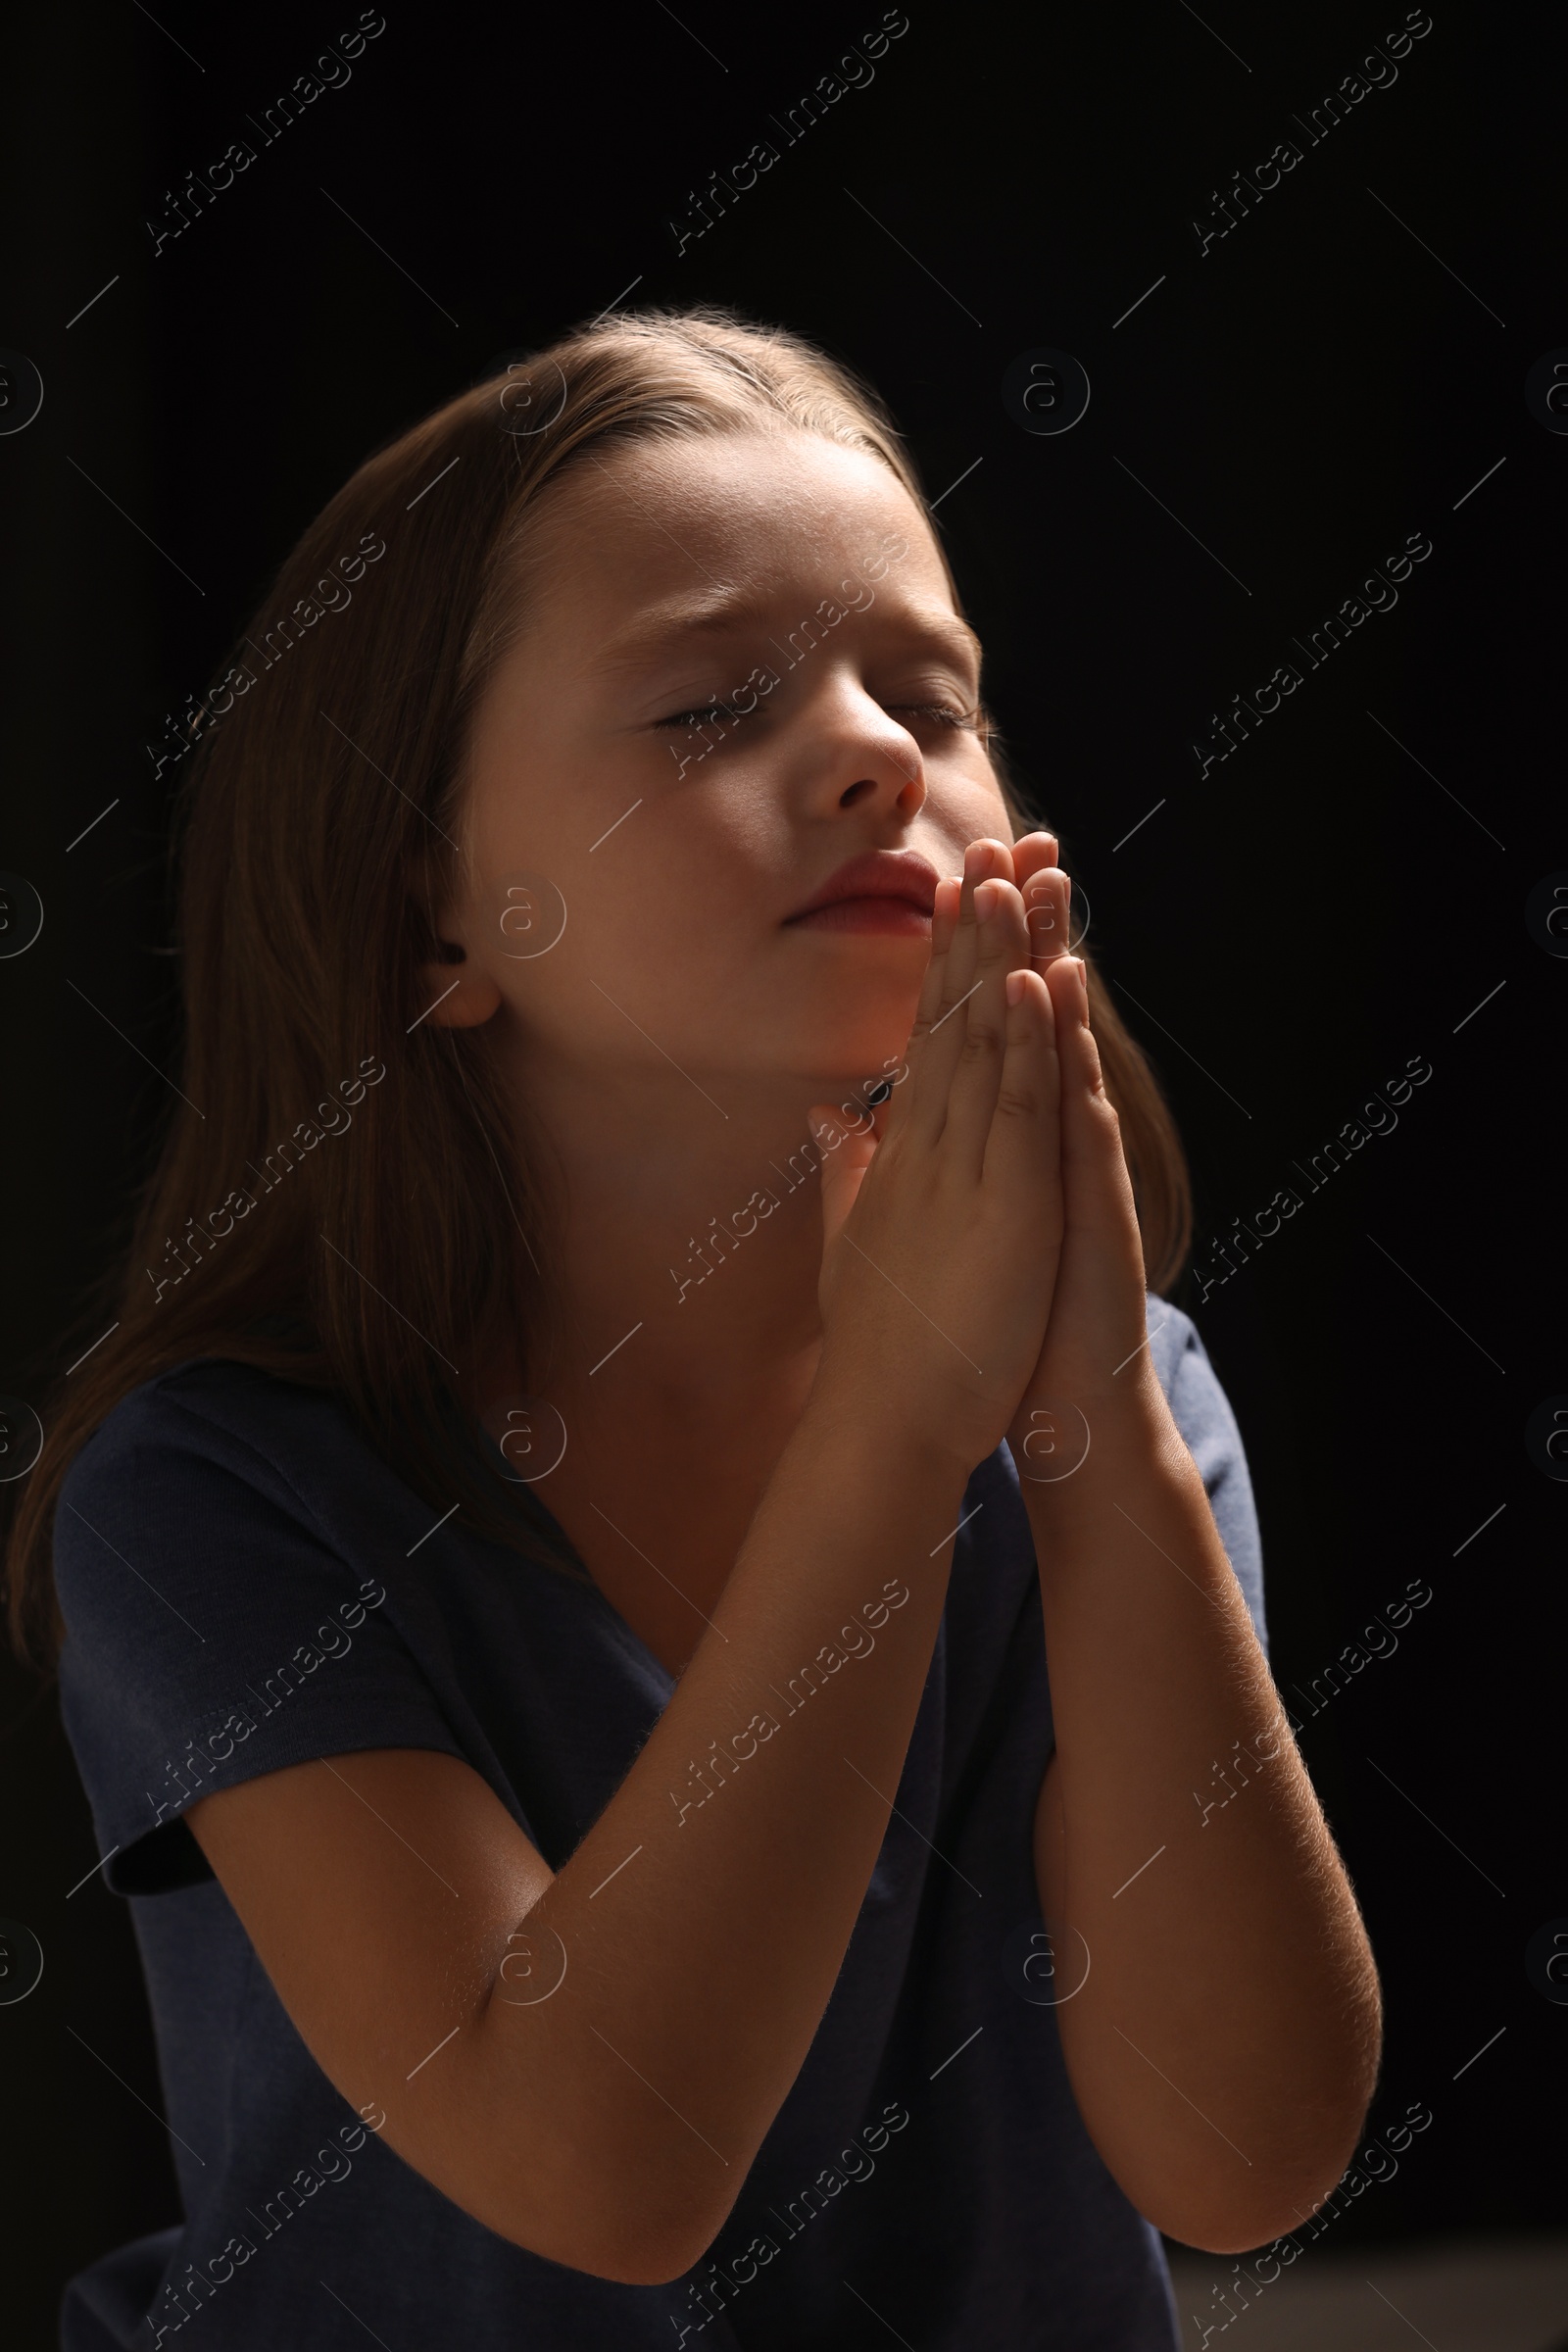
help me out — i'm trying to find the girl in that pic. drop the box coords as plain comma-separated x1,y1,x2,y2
11,308,1381,2351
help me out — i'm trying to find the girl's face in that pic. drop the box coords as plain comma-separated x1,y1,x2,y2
441,428,1012,1102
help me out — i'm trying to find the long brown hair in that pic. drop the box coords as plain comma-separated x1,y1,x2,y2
4,304,1191,1670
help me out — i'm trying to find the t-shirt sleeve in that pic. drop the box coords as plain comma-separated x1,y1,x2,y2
1150,1298,1269,1657
53,1371,471,1897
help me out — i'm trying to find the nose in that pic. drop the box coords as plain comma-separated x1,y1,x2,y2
808,676,927,821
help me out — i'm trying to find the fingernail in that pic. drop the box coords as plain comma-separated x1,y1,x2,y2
1005,968,1026,1006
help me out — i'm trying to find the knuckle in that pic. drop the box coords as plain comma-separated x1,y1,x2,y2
994,1081,1040,1120
960,1018,1003,1062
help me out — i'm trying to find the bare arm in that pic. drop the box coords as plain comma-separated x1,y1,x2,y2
191,1408,968,2283
1027,1373,1381,2255
188,854,1064,2285
1001,858,1382,2253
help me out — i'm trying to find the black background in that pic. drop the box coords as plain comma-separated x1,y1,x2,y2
2,0,1562,2344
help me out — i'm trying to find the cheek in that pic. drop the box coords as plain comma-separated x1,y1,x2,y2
932,767,1014,861
461,696,589,891
486,794,778,1053
466,714,982,1081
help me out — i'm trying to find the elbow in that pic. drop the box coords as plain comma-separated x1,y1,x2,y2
597,2238,712,2291
485,2154,733,2287
488,2207,697,2288
592,2173,736,2286
1162,1980,1386,2253
546,2235,698,2290
448,2006,745,2283
1153,2105,1378,2257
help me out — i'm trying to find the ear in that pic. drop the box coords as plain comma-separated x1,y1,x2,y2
416,936,503,1029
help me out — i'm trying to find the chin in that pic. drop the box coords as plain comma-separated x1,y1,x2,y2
787,1023,913,1097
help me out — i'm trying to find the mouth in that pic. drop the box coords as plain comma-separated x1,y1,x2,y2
785,898,932,936
783,849,939,937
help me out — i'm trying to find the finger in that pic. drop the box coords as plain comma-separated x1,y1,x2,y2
981,961,1061,1200
1045,959,1149,1368
881,875,959,1145
943,875,1032,1179
808,1101,881,1255
942,837,1015,1011
1008,830,1060,893
1046,958,1136,1234
907,839,1011,1146
1022,866,1073,971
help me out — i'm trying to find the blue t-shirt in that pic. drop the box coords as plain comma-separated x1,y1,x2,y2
53,1298,1266,2352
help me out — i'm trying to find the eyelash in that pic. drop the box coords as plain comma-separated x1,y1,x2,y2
901,702,984,731
654,701,981,732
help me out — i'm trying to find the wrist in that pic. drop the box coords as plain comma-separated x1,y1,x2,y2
1010,1339,1170,1437
1009,1358,1189,1511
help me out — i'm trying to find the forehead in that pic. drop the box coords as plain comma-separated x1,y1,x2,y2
521,427,953,635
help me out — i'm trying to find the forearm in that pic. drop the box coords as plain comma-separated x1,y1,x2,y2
1026,1365,1382,2250
467,1391,968,2275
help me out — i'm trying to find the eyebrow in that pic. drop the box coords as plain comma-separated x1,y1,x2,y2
590,587,983,678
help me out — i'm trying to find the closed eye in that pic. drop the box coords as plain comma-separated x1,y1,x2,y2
890,702,980,727
653,697,987,734
655,703,739,730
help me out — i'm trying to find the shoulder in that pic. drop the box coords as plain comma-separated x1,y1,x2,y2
52,1355,397,1674
53,1357,467,1893
57,1358,351,1582
64,1352,347,1488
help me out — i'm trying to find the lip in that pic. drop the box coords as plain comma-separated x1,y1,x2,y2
784,849,940,929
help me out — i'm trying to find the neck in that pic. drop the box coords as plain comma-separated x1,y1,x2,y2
484,1048,848,1431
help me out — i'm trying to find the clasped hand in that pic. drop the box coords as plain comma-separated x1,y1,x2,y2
810,834,1158,1481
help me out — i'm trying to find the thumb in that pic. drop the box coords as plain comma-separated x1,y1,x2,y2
808,1103,880,1258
